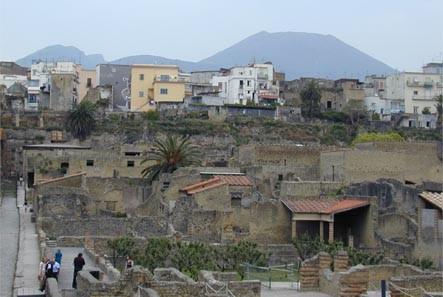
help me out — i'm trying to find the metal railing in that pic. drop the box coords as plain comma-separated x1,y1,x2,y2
205,282,236,297
242,262,300,289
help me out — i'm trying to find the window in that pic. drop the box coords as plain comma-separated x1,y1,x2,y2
413,106,418,114
327,101,332,109
426,121,430,128
408,120,413,127
247,80,251,86
139,91,144,97
86,160,94,166
278,174,283,181
28,94,37,103
86,78,92,87
125,152,141,156
127,160,135,167
413,90,418,95
139,74,144,80
230,192,242,207
160,88,168,94
105,201,116,211
160,75,170,81
239,80,244,88
60,162,69,174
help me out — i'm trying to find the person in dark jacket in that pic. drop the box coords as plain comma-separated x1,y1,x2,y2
72,253,85,289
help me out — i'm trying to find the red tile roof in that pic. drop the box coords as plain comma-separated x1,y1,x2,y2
215,175,253,187
180,177,226,195
282,199,369,215
419,192,443,210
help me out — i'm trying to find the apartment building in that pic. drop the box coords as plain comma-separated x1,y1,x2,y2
211,63,280,105
385,71,442,114
130,64,185,111
96,64,131,110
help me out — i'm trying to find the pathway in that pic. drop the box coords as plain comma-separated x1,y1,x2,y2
46,247,98,291
13,184,42,296
0,185,19,297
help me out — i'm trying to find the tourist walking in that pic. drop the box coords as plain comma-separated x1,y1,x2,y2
38,256,47,289
72,253,85,289
40,256,58,291
55,249,63,266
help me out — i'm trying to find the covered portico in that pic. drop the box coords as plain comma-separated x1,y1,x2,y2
282,198,370,245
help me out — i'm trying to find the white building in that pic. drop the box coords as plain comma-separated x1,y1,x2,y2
211,63,279,105
31,61,79,90
385,71,442,114
0,74,28,88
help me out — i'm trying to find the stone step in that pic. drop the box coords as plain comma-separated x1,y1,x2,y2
16,288,45,297
46,240,57,248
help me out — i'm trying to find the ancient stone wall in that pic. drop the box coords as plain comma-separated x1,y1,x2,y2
321,142,442,184
40,216,167,238
280,181,342,198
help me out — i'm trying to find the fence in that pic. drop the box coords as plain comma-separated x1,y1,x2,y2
242,262,300,289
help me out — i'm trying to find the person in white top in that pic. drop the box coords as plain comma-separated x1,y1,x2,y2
38,256,47,281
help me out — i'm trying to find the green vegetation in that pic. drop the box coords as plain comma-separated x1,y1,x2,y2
435,94,442,126
293,233,384,266
141,135,200,182
422,107,431,115
110,237,267,280
400,257,434,270
352,132,404,145
34,135,45,143
107,236,136,266
300,81,321,118
320,124,351,145
142,110,160,121
67,101,97,140
371,113,381,121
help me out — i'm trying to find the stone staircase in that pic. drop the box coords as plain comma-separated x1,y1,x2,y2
46,240,57,248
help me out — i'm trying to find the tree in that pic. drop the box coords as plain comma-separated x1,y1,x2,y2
435,94,443,126
300,81,321,118
67,101,96,140
107,236,136,267
141,135,200,182
422,107,431,115
342,99,368,128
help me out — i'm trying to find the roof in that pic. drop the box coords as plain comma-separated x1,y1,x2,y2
419,192,443,210
23,144,91,150
281,199,370,215
36,172,86,186
180,177,226,195
215,175,253,187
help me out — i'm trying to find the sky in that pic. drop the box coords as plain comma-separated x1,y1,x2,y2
0,0,442,71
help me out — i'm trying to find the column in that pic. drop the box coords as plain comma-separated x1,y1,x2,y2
319,221,324,242
291,219,297,240
328,221,334,243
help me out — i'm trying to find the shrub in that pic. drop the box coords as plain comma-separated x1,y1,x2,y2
371,113,381,121
321,111,348,123
352,132,404,144
142,110,160,121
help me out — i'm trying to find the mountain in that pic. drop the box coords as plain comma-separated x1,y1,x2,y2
110,55,204,72
16,45,105,69
15,32,394,79
199,31,394,79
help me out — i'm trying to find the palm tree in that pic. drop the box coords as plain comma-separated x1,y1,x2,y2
67,101,97,140
141,135,200,182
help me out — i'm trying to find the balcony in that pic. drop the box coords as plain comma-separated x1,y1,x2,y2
154,75,185,83
406,81,434,88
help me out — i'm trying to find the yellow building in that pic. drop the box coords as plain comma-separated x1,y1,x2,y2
130,64,185,111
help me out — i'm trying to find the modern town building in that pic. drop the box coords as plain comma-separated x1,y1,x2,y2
130,64,185,111
96,64,131,110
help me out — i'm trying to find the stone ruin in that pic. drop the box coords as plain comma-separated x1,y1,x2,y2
299,251,443,297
